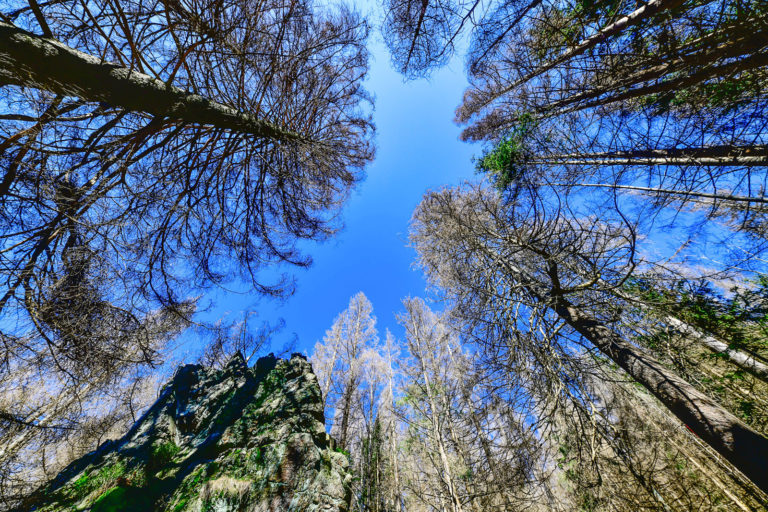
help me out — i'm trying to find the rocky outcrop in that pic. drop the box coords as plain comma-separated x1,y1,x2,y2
21,353,351,512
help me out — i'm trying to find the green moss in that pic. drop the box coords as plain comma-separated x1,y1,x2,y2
97,461,127,484
91,487,127,512
91,486,152,512
333,446,350,459
72,473,90,495
67,460,127,499
172,496,189,512
151,441,180,466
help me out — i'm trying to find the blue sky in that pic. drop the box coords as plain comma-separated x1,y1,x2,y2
182,31,479,359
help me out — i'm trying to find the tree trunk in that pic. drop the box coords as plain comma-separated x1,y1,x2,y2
561,182,768,205
0,21,301,141
472,0,685,112
662,315,768,381
549,294,768,493
337,381,356,450
403,0,430,71
537,26,768,115
441,395,480,512
386,358,405,512
467,409,515,510
411,325,464,512
390,426,405,512
610,287,768,381
532,144,768,166
430,397,464,512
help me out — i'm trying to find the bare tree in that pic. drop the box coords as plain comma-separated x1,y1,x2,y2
0,0,373,503
1,0,374,362
311,292,378,451
397,297,470,512
383,0,768,235
197,314,288,369
410,183,768,496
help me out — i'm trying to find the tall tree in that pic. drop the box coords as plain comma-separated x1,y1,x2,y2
385,0,768,239
312,292,408,512
1,0,373,367
311,292,378,451
410,183,768,495
397,297,469,512
0,0,373,502
380,330,406,512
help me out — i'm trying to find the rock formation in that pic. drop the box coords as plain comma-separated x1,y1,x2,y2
20,353,350,511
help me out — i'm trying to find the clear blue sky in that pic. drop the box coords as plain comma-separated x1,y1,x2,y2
181,30,479,359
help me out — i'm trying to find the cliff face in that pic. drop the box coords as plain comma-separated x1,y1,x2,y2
22,354,350,512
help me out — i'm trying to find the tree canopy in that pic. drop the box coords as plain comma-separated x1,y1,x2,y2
0,0,373,502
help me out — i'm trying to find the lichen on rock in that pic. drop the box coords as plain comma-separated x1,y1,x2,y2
20,353,351,512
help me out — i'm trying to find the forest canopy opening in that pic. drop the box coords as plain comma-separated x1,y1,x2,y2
2,0,768,509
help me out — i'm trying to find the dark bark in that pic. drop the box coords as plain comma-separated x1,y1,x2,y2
537,27,768,116
468,0,685,114
338,381,356,450
0,21,302,141
532,145,768,167
549,294,768,493
405,0,430,70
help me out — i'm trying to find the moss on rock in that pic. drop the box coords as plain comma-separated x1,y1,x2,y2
19,354,350,512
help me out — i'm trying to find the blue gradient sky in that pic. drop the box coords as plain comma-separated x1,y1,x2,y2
180,32,479,359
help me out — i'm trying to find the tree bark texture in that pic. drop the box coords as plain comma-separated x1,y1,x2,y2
0,21,301,141
663,315,768,382
550,294,768,493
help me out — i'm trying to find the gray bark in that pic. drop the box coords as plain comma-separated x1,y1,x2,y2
561,182,768,204
663,315,768,381
549,294,768,493
610,287,768,381
0,21,301,141
534,154,768,167
473,0,685,111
